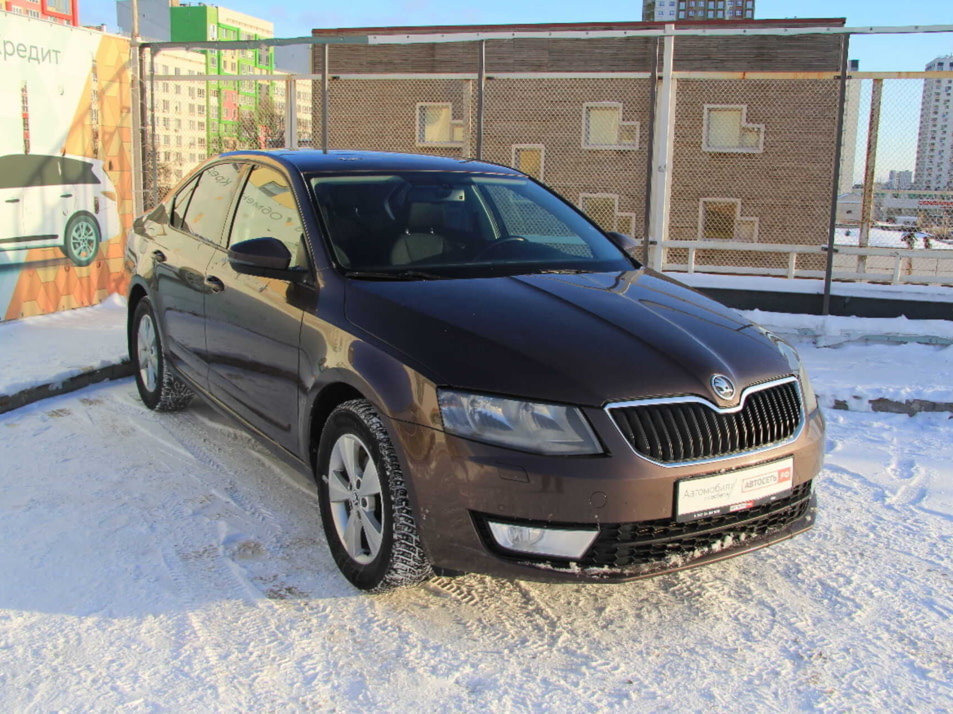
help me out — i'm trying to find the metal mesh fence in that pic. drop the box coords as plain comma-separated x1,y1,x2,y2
483,76,652,238
138,32,953,289
328,78,476,157
664,77,841,276
832,77,953,284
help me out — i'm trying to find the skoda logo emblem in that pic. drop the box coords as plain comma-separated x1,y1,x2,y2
711,375,736,400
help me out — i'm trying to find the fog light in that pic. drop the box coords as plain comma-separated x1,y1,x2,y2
487,521,598,559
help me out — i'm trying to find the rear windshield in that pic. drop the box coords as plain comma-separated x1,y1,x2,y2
308,172,632,279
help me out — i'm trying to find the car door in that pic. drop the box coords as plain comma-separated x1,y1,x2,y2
151,161,243,389
204,163,310,451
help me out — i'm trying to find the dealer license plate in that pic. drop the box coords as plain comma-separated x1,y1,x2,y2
675,458,794,523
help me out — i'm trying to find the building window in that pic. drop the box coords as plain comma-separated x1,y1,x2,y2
698,199,759,242
582,103,639,150
416,103,464,147
703,105,764,153
579,193,636,236
512,145,545,180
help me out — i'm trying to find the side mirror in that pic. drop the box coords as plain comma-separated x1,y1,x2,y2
606,231,643,265
228,237,304,281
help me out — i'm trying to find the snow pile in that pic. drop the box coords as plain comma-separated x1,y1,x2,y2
0,383,950,711
740,309,953,409
0,294,128,398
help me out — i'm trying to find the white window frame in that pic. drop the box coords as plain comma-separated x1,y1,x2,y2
511,144,546,181
697,198,760,242
702,104,765,154
579,193,636,234
415,102,464,148
581,102,640,151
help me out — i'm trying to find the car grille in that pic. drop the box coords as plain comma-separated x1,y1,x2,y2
607,379,802,464
580,481,812,569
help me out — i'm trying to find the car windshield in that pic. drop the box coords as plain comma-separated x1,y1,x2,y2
308,172,633,279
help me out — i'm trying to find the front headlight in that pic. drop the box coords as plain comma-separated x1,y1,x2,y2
437,389,602,455
777,340,819,415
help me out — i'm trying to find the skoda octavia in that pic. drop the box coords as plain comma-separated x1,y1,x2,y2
126,150,824,592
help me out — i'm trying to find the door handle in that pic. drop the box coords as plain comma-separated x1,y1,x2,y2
60,193,73,198
152,250,166,263
205,276,225,293
4,198,19,203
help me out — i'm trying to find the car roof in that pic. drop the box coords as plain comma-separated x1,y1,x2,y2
218,149,524,176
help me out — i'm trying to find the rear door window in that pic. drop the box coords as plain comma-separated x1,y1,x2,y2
181,162,243,244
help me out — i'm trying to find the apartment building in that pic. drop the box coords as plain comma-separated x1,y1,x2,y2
643,0,755,21
170,4,276,154
311,19,844,259
914,55,953,190
272,76,314,147
2,0,78,25
150,49,208,187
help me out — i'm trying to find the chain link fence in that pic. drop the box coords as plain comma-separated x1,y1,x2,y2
139,29,953,292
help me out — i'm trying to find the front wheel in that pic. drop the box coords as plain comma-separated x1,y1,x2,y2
62,213,101,267
131,297,193,412
316,399,432,592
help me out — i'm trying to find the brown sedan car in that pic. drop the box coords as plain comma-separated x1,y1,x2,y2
126,150,824,592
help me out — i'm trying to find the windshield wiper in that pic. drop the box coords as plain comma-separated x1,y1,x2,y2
343,269,448,281
533,268,594,275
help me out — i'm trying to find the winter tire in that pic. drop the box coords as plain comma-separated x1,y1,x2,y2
316,399,433,593
62,212,101,267
132,297,193,412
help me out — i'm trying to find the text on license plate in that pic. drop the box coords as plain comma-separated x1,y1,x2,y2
675,458,794,523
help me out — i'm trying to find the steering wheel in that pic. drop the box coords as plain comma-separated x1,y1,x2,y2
474,236,528,260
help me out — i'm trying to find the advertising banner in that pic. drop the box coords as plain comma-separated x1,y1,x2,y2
0,15,133,320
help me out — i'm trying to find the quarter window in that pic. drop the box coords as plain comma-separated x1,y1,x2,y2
181,163,243,244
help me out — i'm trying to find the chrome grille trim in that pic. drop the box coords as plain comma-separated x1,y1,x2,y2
605,376,805,468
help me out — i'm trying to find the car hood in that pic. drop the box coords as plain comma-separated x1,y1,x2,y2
345,269,792,407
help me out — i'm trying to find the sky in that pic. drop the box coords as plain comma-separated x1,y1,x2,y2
80,0,952,72
78,0,952,180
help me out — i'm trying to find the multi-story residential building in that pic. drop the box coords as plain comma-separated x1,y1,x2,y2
2,0,78,25
887,170,913,190
150,49,208,187
170,4,276,154
914,55,953,190
272,75,314,147
643,0,755,21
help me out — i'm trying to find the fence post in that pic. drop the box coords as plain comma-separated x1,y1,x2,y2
148,48,159,209
476,40,486,161
642,37,660,268
822,35,851,316
321,44,330,152
858,78,884,276
284,75,298,150
648,25,676,271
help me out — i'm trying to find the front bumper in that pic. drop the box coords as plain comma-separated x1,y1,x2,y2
388,406,825,583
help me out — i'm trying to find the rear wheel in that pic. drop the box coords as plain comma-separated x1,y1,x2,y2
131,297,193,412
62,213,101,267
316,399,432,592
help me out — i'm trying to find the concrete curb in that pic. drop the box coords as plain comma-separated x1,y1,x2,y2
0,360,134,415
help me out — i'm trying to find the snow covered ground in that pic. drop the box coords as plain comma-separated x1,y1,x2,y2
0,382,951,711
0,294,128,398
835,226,953,251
